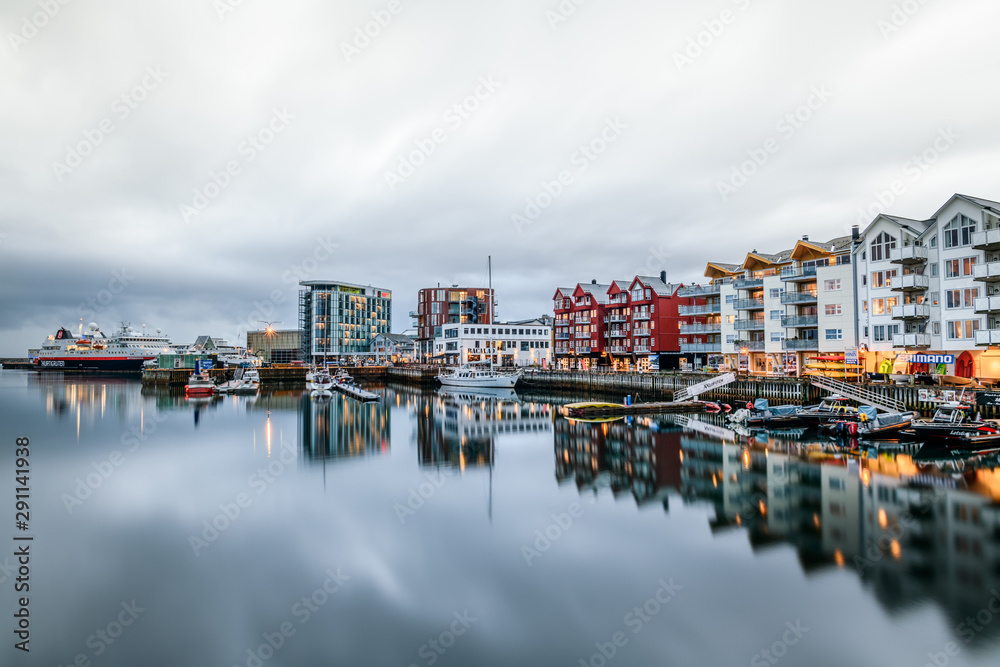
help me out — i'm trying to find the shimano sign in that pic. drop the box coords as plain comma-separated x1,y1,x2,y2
898,354,954,364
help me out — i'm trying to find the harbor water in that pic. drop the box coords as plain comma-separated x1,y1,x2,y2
2,370,1000,666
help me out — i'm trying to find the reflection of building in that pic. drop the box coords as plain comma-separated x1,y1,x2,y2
299,280,392,363
413,391,551,469
298,395,389,461
248,329,303,364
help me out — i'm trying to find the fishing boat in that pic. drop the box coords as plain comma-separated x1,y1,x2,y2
908,402,1000,447
796,395,858,426
185,371,217,397
437,363,522,389
217,365,260,395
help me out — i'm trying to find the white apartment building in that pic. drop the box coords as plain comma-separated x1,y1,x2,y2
705,236,858,376
853,193,1000,379
433,318,553,367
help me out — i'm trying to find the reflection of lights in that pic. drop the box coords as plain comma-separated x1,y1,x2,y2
712,474,717,488
266,416,272,456
742,450,750,469
834,550,845,568
679,451,684,462
890,540,901,560
758,501,766,516
813,513,820,528
878,509,888,529
861,468,871,487
735,515,742,525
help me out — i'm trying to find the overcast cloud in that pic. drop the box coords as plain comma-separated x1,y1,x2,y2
1,0,998,354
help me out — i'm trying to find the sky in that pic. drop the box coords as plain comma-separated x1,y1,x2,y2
1,0,998,355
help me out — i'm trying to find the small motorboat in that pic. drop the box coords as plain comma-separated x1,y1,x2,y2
309,370,334,398
217,365,260,395
821,405,914,439
796,395,858,426
909,402,1000,448
185,371,217,397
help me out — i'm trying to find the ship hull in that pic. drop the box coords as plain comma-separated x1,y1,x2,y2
36,357,150,372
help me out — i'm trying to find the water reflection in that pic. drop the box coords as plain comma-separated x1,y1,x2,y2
298,393,390,461
555,415,1000,643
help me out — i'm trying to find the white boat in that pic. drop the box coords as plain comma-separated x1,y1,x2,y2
309,370,334,397
436,364,522,389
217,365,260,395
36,321,176,371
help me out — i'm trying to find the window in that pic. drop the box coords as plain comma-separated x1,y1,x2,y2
770,332,784,342
862,274,867,286
823,279,841,291
825,329,843,340
871,270,898,288
873,325,886,342
863,326,868,338
872,298,885,315
946,257,976,278
947,288,980,308
726,315,735,324
770,288,782,298
520,342,529,351
931,264,938,276
929,235,937,248
825,304,842,316
943,214,977,248
947,320,980,339
726,294,736,304
770,310,782,320
726,335,736,344
870,232,897,261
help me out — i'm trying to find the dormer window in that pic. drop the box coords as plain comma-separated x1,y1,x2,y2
869,232,896,261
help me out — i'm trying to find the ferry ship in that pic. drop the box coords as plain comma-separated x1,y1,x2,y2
34,322,176,372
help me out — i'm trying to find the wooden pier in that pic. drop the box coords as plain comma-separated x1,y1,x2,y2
563,400,716,418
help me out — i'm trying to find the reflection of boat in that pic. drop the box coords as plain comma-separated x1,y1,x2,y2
217,365,260,395
909,402,1000,447
437,386,519,402
185,372,216,396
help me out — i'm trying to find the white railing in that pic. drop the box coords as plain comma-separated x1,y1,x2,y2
892,333,931,347
809,377,905,413
891,304,931,319
973,262,1000,281
888,246,928,263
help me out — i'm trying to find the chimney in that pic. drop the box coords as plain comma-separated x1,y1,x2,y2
592,279,597,284
852,225,860,242
660,270,667,283
802,235,809,241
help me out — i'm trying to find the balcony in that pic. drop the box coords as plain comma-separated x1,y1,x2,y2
889,245,929,265
780,291,818,305
975,330,1000,346
633,312,651,321
733,278,764,290
555,333,571,340
678,304,721,316
735,340,765,352
609,330,628,338
408,310,420,318
782,338,819,351
780,266,818,282
608,345,629,354
975,296,1000,313
680,343,722,353
555,321,570,327
634,346,651,354
973,228,1000,251
892,304,931,320
894,333,931,348
633,328,651,337
781,315,819,328
609,315,628,323
973,262,1000,282
734,298,765,310
574,315,592,323
677,284,721,297
734,319,766,331
679,323,722,334
891,274,930,292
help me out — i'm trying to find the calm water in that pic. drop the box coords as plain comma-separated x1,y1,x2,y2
2,371,1000,667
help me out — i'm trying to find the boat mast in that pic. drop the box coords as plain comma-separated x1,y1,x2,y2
488,255,494,370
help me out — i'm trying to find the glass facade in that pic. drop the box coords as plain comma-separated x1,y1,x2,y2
299,281,392,362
